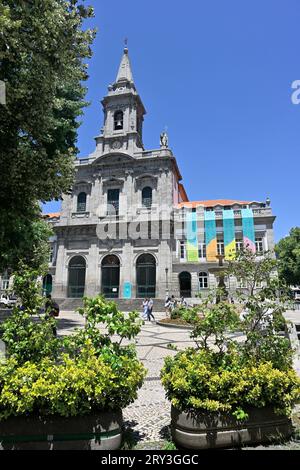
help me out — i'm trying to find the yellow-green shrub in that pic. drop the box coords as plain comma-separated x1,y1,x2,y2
0,345,146,420
161,349,300,419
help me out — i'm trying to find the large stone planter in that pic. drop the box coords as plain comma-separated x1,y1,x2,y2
0,410,123,450
171,406,293,449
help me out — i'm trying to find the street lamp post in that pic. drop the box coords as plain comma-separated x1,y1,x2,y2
165,267,169,292
215,254,229,304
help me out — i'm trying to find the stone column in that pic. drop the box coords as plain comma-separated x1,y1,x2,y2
191,272,199,298
85,239,99,297
52,238,67,299
157,240,172,298
120,241,133,298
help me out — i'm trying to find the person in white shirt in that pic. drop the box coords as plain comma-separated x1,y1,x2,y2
142,298,148,320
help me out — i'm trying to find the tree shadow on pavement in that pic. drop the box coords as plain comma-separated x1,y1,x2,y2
122,420,147,449
57,318,83,332
159,424,171,441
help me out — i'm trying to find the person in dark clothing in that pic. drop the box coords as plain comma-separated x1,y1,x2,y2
147,298,155,322
45,294,59,337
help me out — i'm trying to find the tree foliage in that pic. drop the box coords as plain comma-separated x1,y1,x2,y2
275,227,300,287
0,0,96,271
161,249,300,418
226,248,277,296
0,265,60,364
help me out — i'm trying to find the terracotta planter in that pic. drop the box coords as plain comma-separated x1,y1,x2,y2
171,405,292,449
0,410,123,450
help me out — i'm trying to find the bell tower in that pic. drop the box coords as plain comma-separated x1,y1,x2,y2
95,46,146,156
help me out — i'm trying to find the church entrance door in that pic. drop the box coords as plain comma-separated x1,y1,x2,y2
68,256,86,298
101,255,120,298
136,254,156,298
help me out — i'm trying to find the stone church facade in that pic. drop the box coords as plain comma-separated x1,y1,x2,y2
1,47,275,303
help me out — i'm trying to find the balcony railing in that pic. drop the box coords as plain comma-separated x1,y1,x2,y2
176,207,272,221
142,197,152,209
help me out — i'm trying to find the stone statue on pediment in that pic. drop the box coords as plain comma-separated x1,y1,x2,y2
160,131,168,148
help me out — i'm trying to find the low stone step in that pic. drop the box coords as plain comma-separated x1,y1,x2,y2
54,298,166,312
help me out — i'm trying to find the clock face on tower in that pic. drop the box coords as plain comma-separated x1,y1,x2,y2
111,140,121,150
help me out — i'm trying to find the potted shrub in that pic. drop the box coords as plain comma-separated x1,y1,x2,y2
0,268,146,450
161,251,300,449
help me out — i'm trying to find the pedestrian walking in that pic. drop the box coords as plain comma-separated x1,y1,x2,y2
142,298,148,320
165,295,171,317
170,295,177,312
45,294,60,337
147,298,155,322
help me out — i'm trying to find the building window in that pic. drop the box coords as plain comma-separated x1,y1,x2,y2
77,192,87,212
179,240,186,260
142,186,152,208
107,188,120,216
43,274,53,296
255,237,264,254
235,239,243,252
238,278,247,289
114,110,123,130
1,271,10,290
198,243,206,259
49,245,54,264
199,272,208,289
217,240,225,256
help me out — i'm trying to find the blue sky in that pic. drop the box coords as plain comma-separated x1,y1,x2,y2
44,0,300,241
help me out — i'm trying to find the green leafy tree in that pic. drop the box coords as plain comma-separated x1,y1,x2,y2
226,248,277,296
1,265,60,364
182,300,240,354
226,249,293,370
1,206,53,271
0,0,96,271
63,295,144,359
161,249,300,419
275,227,300,287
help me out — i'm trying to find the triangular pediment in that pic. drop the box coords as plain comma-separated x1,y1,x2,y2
93,152,135,166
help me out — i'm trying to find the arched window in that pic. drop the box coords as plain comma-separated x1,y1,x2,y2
136,254,156,298
179,272,191,298
68,256,86,298
142,186,152,208
199,272,208,289
114,110,123,130
77,192,87,212
101,255,120,298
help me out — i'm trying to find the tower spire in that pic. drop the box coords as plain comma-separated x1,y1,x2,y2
116,42,134,83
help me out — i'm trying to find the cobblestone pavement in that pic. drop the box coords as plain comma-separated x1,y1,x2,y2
123,319,192,444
